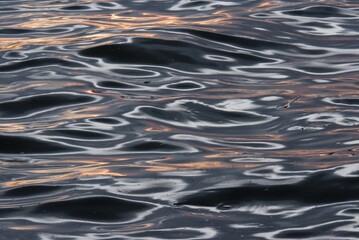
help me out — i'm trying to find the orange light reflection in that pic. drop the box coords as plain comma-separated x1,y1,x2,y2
0,121,67,133
2,158,128,188
144,160,263,172
1,10,231,51
9,225,48,231
60,105,108,120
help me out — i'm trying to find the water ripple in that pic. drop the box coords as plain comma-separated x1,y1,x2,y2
0,92,99,119
0,0,358,239
124,99,276,128
177,167,359,208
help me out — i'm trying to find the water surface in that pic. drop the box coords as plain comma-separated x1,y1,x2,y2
0,0,358,239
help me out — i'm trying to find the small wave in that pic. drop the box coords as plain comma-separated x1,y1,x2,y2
124,99,276,128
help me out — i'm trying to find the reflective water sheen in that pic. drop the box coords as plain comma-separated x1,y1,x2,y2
0,0,358,239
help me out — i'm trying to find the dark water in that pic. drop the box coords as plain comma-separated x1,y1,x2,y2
0,0,358,239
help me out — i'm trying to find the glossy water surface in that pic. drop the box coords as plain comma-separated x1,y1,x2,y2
0,0,358,239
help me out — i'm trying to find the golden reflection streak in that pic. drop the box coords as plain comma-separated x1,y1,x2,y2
3,172,79,188
60,105,108,120
244,0,286,13
0,123,30,133
0,121,67,133
143,160,263,172
0,32,156,51
10,10,230,30
9,226,48,231
145,126,173,133
27,164,126,177
3,167,126,188
204,153,242,159
1,10,231,50
2,158,129,188
223,135,285,141
257,2,271,8
80,169,126,178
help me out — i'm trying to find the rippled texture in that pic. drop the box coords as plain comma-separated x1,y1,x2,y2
0,0,358,239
